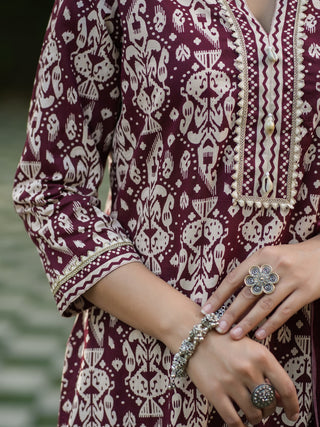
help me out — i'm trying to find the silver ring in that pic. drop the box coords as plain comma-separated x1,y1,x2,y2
251,383,275,409
244,265,279,296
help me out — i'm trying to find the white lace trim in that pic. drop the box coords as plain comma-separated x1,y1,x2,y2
52,241,134,296
220,0,308,210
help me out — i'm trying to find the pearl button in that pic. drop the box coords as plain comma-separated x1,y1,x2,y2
266,46,278,63
265,113,275,136
262,172,273,197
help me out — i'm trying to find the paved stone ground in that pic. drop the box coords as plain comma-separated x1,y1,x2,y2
0,99,73,427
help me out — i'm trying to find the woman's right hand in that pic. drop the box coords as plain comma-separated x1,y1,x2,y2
187,332,299,426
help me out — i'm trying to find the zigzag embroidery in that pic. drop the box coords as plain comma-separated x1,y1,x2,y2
56,252,141,314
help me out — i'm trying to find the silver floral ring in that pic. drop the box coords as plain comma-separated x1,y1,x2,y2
251,383,275,409
244,265,279,296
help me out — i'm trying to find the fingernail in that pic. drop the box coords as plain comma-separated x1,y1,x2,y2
216,320,228,334
201,303,212,315
231,326,243,339
255,329,266,340
291,413,299,422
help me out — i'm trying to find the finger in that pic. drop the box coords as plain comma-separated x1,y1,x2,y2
201,261,254,315
217,287,283,339
254,291,307,340
265,361,300,422
236,377,273,425
210,393,247,427
261,378,278,419
228,284,294,340
231,387,264,426
273,389,285,409
226,364,277,425
262,399,277,419
215,285,261,335
244,375,277,423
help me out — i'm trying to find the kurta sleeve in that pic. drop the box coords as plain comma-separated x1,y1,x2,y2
12,0,141,316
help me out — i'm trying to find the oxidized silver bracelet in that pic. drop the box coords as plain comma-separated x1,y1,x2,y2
168,306,225,389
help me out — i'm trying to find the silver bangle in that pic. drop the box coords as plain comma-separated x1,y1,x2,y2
168,306,225,389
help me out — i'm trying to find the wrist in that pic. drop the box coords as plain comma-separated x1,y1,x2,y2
168,309,225,389
157,296,204,353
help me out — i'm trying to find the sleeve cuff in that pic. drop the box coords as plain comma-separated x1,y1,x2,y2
53,243,141,316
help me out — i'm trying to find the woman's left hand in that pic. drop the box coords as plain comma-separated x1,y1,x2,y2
201,234,320,340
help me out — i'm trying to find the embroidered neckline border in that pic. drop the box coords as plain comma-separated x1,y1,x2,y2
220,0,308,210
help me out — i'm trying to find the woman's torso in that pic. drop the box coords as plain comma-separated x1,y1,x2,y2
60,0,320,425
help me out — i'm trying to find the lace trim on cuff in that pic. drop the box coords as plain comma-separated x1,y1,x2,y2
52,242,134,296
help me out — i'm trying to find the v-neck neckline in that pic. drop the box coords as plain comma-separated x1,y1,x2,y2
243,0,279,36
221,0,308,210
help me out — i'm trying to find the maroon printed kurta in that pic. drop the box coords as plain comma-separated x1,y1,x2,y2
13,0,320,425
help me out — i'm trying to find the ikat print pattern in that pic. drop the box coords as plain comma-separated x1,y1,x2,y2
13,0,320,425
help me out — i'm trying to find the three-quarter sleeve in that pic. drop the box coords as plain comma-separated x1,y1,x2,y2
13,0,141,316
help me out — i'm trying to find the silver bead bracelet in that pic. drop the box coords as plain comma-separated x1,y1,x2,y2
168,306,225,389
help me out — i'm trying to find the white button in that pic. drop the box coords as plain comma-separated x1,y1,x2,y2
266,46,278,63
265,113,275,136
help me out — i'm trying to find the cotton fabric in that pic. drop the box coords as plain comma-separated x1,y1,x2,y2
13,0,320,425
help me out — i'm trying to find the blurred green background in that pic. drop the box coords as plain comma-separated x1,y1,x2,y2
1,1,74,426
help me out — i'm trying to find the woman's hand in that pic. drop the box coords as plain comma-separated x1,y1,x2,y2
187,332,299,425
84,261,301,425
201,234,320,340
